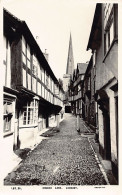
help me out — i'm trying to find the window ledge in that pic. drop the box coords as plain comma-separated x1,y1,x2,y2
4,132,13,138
19,124,38,129
103,38,118,63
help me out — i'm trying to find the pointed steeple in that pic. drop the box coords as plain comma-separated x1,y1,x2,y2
66,33,74,75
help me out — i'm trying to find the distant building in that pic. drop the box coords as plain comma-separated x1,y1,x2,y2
81,57,96,132
3,9,64,153
68,63,87,115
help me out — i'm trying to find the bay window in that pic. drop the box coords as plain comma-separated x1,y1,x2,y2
22,99,38,125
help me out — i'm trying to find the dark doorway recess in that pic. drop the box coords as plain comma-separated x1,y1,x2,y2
65,106,71,113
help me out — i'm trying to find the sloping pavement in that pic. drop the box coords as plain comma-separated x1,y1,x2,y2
4,114,107,185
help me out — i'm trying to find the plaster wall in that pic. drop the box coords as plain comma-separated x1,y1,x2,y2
95,43,114,91
98,108,104,150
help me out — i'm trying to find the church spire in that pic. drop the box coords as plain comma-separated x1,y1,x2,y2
66,33,74,75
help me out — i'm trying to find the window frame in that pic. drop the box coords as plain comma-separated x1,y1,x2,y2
22,36,31,69
3,100,13,133
104,4,115,56
22,100,38,126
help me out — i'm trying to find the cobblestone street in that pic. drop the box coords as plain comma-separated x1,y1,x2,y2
4,114,107,185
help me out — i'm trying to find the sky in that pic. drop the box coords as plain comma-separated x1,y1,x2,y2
3,0,96,80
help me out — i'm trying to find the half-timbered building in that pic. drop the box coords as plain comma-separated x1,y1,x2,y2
3,9,64,151
68,63,87,116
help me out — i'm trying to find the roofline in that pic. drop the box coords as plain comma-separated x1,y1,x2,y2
86,3,102,51
22,21,58,82
4,8,23,23
4,8,59,83
84,55,93,78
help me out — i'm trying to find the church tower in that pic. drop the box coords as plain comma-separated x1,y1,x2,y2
63,33,74,92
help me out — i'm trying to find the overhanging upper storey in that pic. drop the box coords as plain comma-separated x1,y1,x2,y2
87,4,102,51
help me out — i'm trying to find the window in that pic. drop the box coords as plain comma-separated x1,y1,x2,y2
3,36,7,86
27,45,31,69
22,36,26,65
32,55,38,76
23,68,26,88
22,37,31,69
104,4,114,55
54,85,59,95
52,81,54,93
45,71,46,85
23,107,33,125
37,61,42,80
32,77,37,93
38,82,41,96
22,100,38,125
45,89,47,100
42,69,44,83
3,101,13,133
50,78,52,91
32,65,37,76
27,73,31,90
42,85,44,98
3,36,11,87
46,73,49,88
78,84,80,92
104,4,113,29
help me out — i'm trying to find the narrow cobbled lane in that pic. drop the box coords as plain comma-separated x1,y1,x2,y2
4,114,106,185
